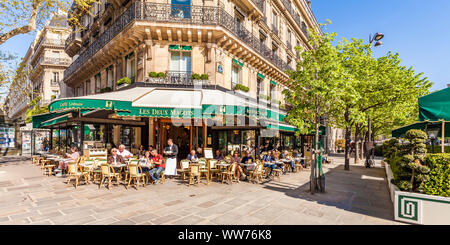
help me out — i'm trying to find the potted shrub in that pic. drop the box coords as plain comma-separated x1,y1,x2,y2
234,83,249,95
148,72,166,84
192,73,209,86
116,77,131,89
258,94,270,104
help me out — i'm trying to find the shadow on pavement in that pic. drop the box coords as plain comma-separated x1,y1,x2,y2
262,164,395,222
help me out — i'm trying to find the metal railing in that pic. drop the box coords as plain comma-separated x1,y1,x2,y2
65,2,291,79
144,71,211,86
280,0,310,38
34,57,71,68
251,0,265,13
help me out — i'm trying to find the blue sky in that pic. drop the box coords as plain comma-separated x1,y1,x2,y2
310,0,450,91
1,0,449,93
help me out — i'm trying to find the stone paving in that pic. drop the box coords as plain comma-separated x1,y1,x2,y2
0,155,403,225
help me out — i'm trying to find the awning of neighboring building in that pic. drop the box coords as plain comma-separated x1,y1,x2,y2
392,121,450,138
266,122,298,132
419,87,450,121
32,111,74,128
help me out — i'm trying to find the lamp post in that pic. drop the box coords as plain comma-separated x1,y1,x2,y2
365,32,384,168
428,129,439,154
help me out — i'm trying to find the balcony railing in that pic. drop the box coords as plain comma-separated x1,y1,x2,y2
251,0,265,13
65,2,291,79
144,71,211,86
65,32,82,49
280,0,309,38
34,57,71,68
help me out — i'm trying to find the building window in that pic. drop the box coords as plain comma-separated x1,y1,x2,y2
52,72,59,84
272,11,278,32
259,31,267,47
257,77,264,97
234,9,244,31
169,50,191,74
85,80,91,95
94,73,101,93
106,65,114,88
270,83,276,101
171,0,191,18
231,64,242,89
125,52,135,82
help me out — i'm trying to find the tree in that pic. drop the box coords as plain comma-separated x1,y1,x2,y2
0,0,96,45
284,21,342,193
332,39,431,170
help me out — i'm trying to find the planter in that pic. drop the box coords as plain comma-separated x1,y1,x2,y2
147,77,166,84
384,162,450,224
234,89,249,97
193,79,209,86
117,83,130,90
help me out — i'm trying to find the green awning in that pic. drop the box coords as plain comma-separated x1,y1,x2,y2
419,87,450,121
32,111,72,128
232,58,244,67
270,80,277,86
40,116,69,127
169,45,192,51
257,73,265,79
392,121,450,138
49,99,131,112
266,123,298,132
116,107,203,118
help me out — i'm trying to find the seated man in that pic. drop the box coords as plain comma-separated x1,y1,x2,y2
148,149,165,184
215,150,224,160
107,148,126,165
117,144,133,160
263,151,276,178
187,150,198,162
56,146,80,174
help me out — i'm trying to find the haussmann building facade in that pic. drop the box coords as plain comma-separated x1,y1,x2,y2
33,0,325,159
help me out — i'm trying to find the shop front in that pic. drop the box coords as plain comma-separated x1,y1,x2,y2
33,87,300,161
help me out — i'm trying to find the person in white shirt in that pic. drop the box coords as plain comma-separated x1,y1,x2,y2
117,144,133,159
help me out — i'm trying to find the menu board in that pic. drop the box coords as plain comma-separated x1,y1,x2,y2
204,148,213,159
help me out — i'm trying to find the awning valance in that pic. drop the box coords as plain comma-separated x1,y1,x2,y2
392,121,450,138
419,87,450,121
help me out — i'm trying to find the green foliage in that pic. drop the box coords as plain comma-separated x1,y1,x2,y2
116,77,131,86
423,154,450,197
25,96,48,123
99,87,112,93
149,72,158,78
51,95,56,100
426,145,450,153
259,94,270,101
157,72,166,78
234,84,249,92
200,74,209,80
387,129,429,192
192,73,201,80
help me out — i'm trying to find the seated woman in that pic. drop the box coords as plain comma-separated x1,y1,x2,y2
263,151,277,178
281,150,295,173
230,151,246,182
107,148,126,165
187,150,199,162
138,150,152,173
56,146,80,174
137,145,146,158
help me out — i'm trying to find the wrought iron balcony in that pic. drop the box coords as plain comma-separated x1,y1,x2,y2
144,71,211,87
251,0,265,13
65,32,82,50
34,57,71,69
280,0,309,38
65,2,291,79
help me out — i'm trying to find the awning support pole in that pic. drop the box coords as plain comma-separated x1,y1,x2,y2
442,121,445,153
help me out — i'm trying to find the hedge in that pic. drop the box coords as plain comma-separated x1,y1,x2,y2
423,154,450,197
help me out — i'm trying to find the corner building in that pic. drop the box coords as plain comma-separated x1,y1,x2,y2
36,0,323,158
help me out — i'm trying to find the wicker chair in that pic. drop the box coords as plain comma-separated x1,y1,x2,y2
179,159,190,180
99,163,120,189
248,163,264,184
222,163,237,184
188,164,201,186
208,159,219,181
66,162,89,188
198,159,209,184
127,164,146,190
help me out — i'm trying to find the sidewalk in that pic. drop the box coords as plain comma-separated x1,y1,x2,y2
0,155,402,225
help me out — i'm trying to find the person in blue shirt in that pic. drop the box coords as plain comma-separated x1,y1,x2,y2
263,150,276,178
187,150,198,162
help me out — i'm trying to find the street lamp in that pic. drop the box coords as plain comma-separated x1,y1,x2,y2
365,32,385,168
428,128,439,153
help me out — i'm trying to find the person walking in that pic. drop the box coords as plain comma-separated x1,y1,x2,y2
164,138,178,179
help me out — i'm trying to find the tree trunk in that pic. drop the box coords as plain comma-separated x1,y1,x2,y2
360,130,366,160
344,126,351,171
354,124,361,164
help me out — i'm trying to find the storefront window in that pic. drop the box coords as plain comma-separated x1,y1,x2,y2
120,126,134,148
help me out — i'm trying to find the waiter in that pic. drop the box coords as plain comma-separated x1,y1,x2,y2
164,138,178,179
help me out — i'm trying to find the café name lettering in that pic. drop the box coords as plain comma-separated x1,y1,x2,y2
138,108,194,117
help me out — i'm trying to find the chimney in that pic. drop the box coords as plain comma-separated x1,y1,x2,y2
447,84,450,88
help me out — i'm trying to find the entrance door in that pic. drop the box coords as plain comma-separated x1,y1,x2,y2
160,121,191,159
